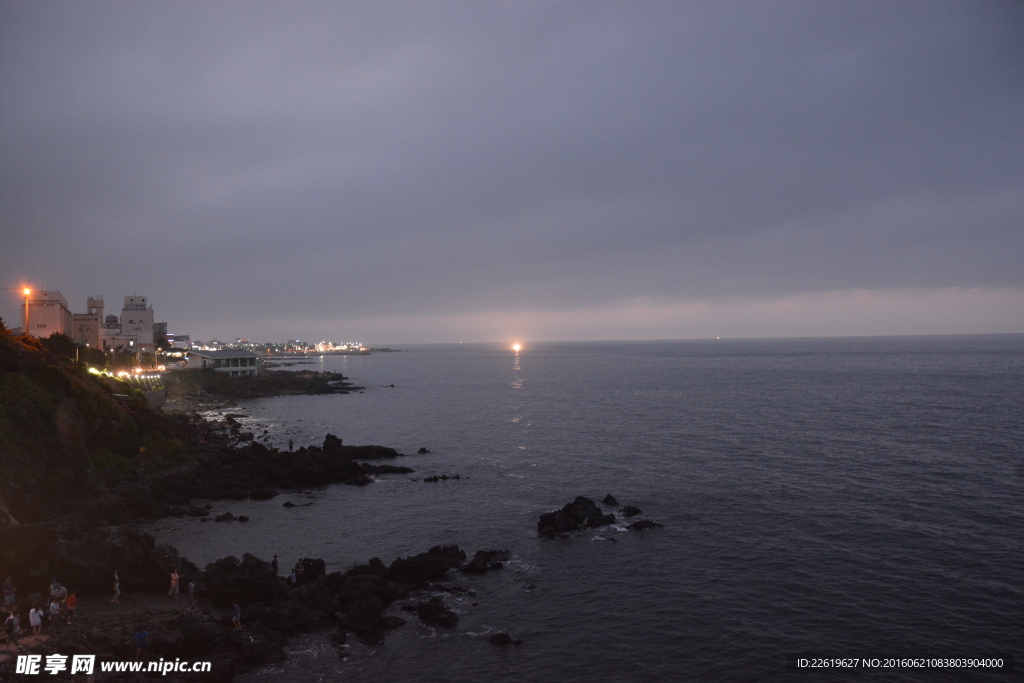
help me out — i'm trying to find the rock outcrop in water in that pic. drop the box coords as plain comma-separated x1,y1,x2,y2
537,496,616,538
413,596,459,627
148,435,414,502
460,549,511,574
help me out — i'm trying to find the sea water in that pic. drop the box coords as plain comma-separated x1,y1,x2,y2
145,337,1024,682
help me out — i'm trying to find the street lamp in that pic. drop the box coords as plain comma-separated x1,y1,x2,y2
22,287,31,335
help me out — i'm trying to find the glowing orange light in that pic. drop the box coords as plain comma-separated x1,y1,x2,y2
22,287,31,296
512,344,521,352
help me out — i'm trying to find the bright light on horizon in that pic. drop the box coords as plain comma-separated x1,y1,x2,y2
512,343,521,352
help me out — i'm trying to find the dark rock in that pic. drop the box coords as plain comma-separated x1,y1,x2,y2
300,557,326,579
0,524,191,596
381,615,407,630
240,602,266,622
248,487,277,500
424,474,459,482
538,496,616,537
602,494,618,506
256,608,295,636
620,506,642,517
237,515,249,522
187,505,208,517
214,512,235,522
461,549,511,574
323,434,343,452
282,501,296,508
489,633,523,646
417,447,430,454
388,545,466,584
296,580,341,615
204,553,287,608
168,506,187,517
415,596,458,628
627,520,663,531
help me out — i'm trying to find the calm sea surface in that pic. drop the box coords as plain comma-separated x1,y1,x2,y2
145,337,1024,682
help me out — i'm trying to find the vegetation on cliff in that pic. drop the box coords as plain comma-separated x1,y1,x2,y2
0,319,192,524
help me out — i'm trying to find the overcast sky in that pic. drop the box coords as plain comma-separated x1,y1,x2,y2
2,1,1022,343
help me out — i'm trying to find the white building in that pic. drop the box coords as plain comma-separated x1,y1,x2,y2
185,349,261,377
120,295,155,352
24,291,72,338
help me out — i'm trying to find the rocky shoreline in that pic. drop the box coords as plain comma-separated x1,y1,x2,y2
0,330,662,680
0,432,663,681
0,428,516,681
0,440,662,681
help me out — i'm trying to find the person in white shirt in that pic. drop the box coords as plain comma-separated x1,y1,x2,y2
29,605,42,636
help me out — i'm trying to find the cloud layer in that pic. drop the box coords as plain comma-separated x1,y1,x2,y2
2,2,1022,341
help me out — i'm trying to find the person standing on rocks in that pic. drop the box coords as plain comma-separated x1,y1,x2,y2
29,604,42,636
126,628,148,660
65,591,76,623
1,577,15,608
47,599,60,636
288,439,293,451
232,603,241,630
4,610,19,652
169,569,180,600
272,555,279,575
51,581,67,618
111,570,120,604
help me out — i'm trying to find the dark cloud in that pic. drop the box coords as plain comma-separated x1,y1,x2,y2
1,1,1022,340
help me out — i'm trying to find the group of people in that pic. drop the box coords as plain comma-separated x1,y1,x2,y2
2,576,78,652
7,553,310,651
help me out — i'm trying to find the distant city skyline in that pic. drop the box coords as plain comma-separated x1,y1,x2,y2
2,2,1022,343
